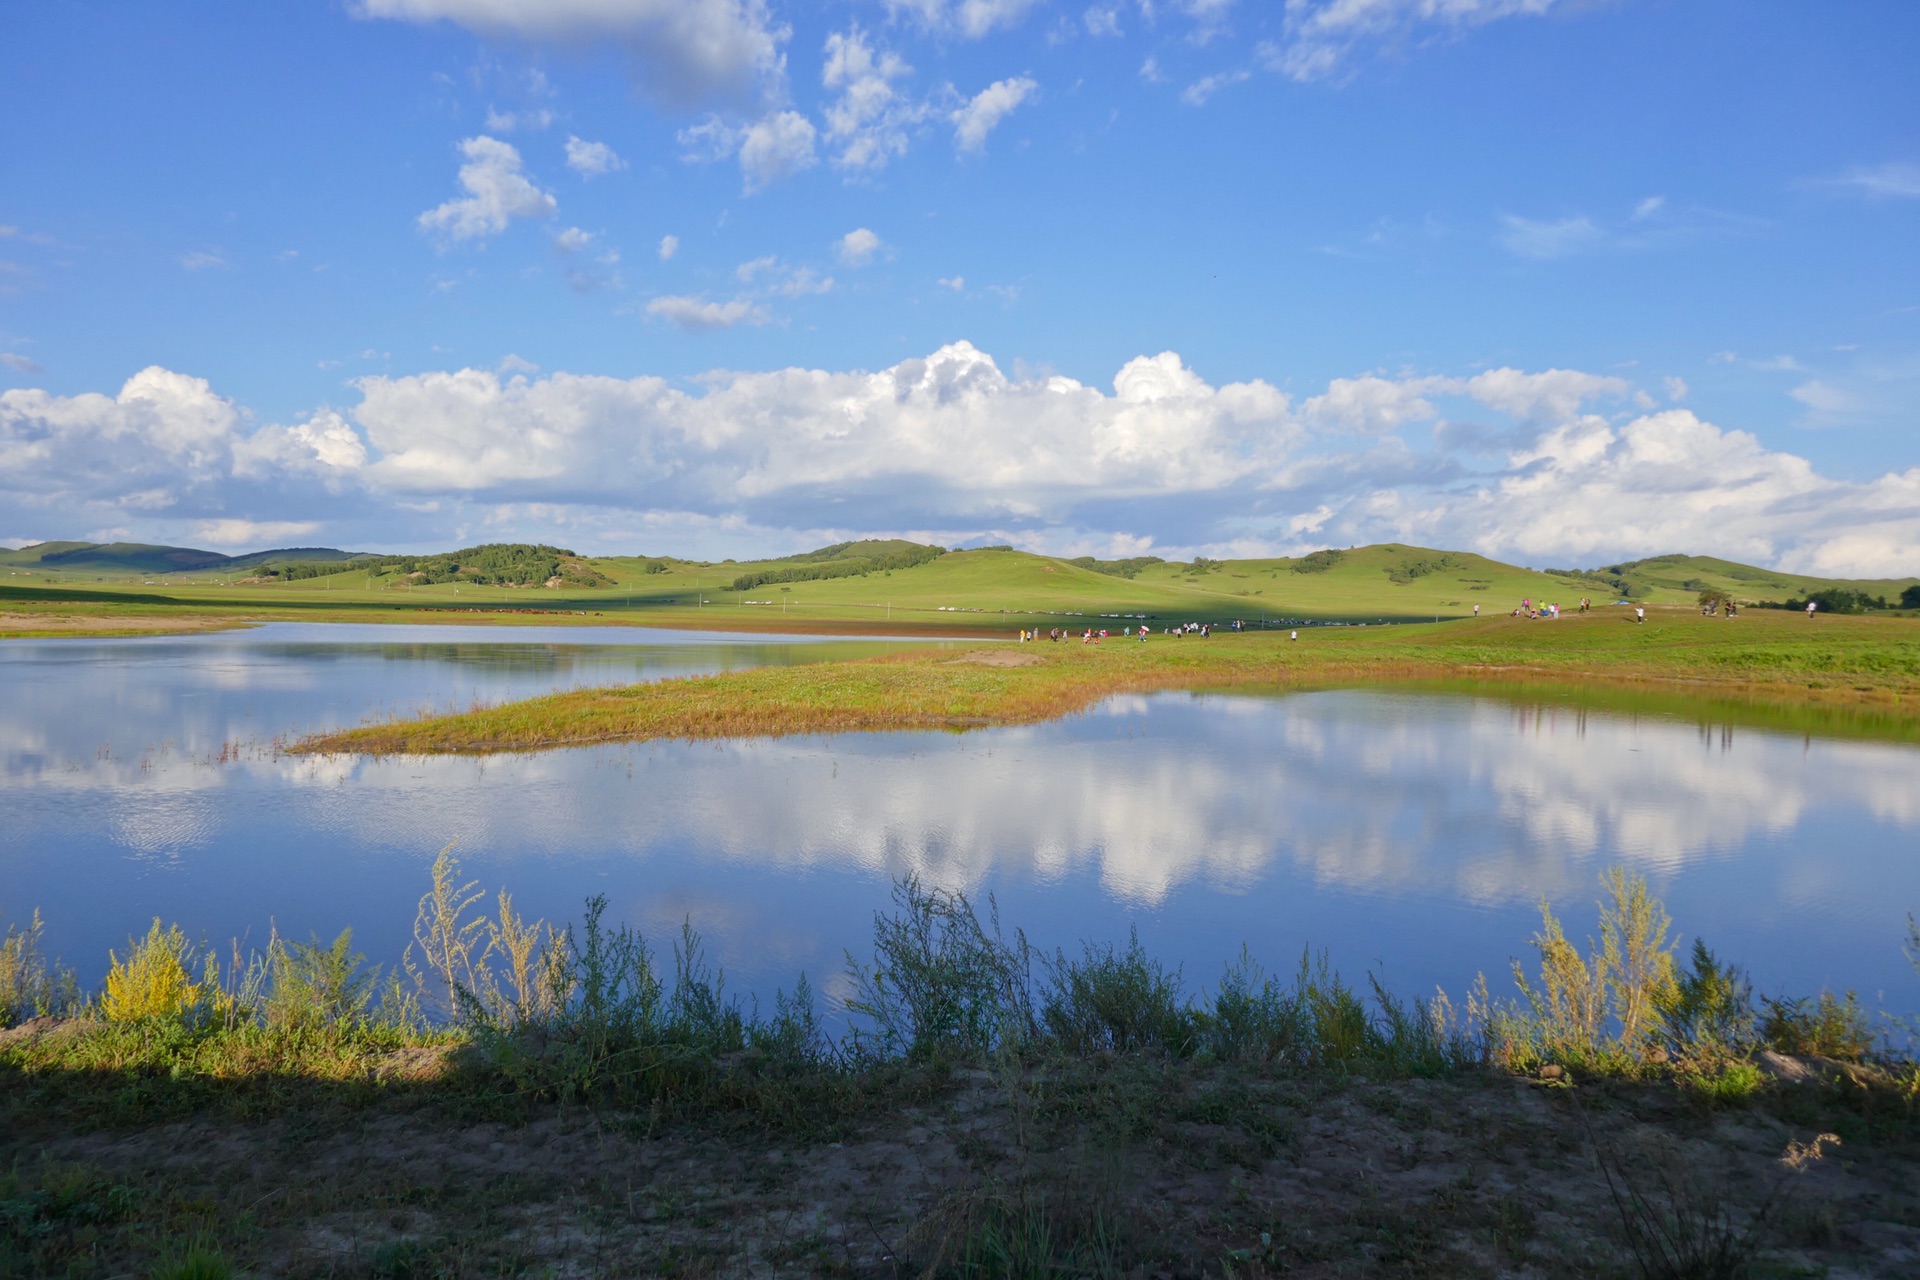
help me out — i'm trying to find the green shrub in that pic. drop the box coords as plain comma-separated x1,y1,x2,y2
1202,950,1307,1063
1040,930,1198,1056
266,928,379,1032
102,920,216,1025
1656,939,1755,1056
1762,991,1871,1060
1290,549,1345,574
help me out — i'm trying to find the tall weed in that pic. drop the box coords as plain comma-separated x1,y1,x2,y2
1041,930,1198,1056
0,909,79,1026
1503,868,1679,1068
404,842,486,1018
844,877,1034,1061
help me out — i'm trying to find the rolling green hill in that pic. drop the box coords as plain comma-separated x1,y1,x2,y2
6,536,1917,632
1582,553,1918,605
578,540,1918,624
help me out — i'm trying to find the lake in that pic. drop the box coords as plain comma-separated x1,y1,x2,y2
6,623,1920,1027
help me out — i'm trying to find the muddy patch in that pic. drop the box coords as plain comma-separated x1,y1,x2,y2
0,612,245,638
945,649,1043,668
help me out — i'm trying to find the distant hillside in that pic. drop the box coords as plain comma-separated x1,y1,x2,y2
1576,554,1919,603
224,547,370,570
9,536,1915,620
0,541,368,575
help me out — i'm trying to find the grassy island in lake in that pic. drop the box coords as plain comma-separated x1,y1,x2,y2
294,607,1920,755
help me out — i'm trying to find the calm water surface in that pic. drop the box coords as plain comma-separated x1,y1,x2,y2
7,623,1920,1020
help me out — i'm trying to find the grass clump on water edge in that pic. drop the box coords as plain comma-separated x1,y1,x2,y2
4,855,1919,1132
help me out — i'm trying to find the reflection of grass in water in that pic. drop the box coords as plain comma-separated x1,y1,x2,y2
291,609,1920,754
1391,675,1920,745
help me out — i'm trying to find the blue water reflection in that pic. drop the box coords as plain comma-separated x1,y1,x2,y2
6,626,1919,1023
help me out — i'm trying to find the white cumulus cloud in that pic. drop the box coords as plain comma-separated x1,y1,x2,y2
822,27,925,172
658,234,680,260
682,111,818,192
1180,69,1249,107
10,353,1920,578
644,295,771,330
564,136,625,177
193,518,321,547
951,76,1037,154
835,227,884,266
418,136,557,241
739,111,818,190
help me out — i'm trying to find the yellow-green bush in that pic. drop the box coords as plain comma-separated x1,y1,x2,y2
102,920,210,1023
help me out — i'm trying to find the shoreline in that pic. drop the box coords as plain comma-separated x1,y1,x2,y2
5,865,1917,1278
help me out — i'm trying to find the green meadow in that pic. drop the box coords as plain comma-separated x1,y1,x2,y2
6,538,1917,639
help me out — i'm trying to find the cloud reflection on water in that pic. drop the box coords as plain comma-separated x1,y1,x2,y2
196,691,1920,915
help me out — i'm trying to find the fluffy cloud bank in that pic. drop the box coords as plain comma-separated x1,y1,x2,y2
3,347,1917,577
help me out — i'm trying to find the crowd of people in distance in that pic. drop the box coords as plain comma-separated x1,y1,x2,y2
1018,619,1249,644
1509,595,1588,620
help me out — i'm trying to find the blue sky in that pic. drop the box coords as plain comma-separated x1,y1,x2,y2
3,0,1917,573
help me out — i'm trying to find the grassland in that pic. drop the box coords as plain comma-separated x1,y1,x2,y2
295,606,1920,755
10,540,1916,641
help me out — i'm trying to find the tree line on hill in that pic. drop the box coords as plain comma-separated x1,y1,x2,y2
1749,585,1920,615
728,540,947,591
256,544,611,588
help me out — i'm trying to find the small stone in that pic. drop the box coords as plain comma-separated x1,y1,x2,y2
1755,1049,1819,1084
1538,1064,1564,1081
